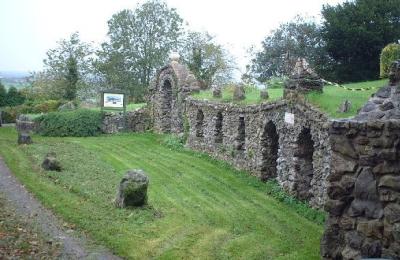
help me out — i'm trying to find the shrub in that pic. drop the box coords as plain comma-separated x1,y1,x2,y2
32,100,62,113
380,43,400,78
35,109,103,137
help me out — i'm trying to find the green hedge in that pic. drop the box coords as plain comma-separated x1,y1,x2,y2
35,109,103,137
380,43,400,78
1,100,64,123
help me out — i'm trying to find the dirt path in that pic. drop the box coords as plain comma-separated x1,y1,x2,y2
0,156,122,260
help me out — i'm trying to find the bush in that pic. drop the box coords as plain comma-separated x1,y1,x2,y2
35,109,103,137
32,100,62,113
380,43,400,78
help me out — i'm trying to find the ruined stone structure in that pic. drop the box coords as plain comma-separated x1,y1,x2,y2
284,58,323,97
321,61,400,259
102,108,151,134
321,120,400,259
103,57,400,259
148,54,200,133
185,97,331,208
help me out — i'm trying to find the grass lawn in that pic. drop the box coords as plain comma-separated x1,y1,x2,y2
306,79,388,118
191,86,283,105
0,127,323,259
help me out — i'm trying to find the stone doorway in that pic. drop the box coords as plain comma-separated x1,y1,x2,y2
293,128,314,201
195,109,204,137
260,121,279,181
161,79,173,132
214,112,223,143
236,116,245,150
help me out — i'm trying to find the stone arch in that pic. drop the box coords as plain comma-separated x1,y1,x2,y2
293,127,315,201
214,111,223,143
160,78,173,132
260,120,279,181
195,109,204,137
236,116,245,150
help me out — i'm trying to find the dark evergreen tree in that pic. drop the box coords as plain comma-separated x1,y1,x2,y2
321,0,400,82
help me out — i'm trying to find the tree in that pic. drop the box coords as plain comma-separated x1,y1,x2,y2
249,16,330,82
322,0,400,82
41,32,93,100
95,0,183,101
6,87,25,106
0,82,6,107
180,31,235,88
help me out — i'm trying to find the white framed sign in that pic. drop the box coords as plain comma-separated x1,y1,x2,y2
103,92,124,108
284,112,295,125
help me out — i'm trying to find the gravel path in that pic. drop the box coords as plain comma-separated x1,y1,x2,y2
0,156,122,260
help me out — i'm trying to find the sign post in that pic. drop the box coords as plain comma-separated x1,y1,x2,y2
101,90,128,130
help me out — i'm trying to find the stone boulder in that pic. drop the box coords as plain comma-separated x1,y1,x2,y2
41,152,62,171
115,169,149,208
233,85,246,101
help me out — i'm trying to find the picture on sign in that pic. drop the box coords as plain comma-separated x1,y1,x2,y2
284,112,295,125
103,93,124,108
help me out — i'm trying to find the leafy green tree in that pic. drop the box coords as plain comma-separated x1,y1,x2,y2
40,32,93,100
380,43,400,78
95,0,183,101
321,0,400,82
249,16,330,82
0,82,6,107
6,87,25,106
181,31,235,88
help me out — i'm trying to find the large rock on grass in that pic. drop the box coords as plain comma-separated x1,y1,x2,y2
41,152,62,171
115,169,149,208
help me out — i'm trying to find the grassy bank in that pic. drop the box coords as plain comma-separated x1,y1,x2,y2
306,79,387,118
0,127,324,259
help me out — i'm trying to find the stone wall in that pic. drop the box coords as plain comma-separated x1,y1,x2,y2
321,120,400,259
186,97,331,209
102,108,151,134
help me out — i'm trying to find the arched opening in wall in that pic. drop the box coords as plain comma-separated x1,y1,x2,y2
260,121,279,181
161,79,172,132
214,112,223,143
236,116,245,150
294,128,315,201
195,109,204,137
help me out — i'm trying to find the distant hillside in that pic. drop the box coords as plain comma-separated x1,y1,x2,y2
0,71,30,90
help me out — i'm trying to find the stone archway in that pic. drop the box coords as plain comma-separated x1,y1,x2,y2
293,128,315,201
214,112,223,143
260,121,279,181
195,109,204,137
160,79,173,132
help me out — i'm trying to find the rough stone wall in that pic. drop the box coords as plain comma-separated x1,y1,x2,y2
186,97,331,209
102,108,151,134
322,120,400,259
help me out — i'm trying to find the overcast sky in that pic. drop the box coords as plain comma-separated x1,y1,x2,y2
0,0,344,74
